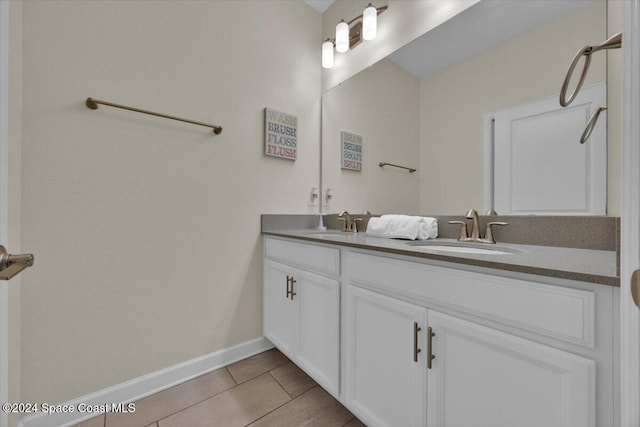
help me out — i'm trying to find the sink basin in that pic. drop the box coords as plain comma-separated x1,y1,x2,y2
406,241,515,255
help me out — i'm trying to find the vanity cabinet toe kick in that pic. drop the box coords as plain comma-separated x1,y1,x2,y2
263,236,616,427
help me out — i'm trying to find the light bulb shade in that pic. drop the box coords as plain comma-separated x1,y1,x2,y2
335,20,349,53
362,5,377,40
322,40,334,69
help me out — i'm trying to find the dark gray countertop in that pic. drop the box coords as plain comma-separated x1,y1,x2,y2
262,228,619,287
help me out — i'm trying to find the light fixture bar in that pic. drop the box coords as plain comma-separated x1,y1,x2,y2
322,4,388,69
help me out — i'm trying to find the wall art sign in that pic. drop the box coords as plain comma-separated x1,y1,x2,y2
341,131,362,171
265,107,297,160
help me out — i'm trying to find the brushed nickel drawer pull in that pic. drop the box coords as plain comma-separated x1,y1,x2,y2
289,277,297,300
413,322,422,362
286,276,297,300
427,326,436,369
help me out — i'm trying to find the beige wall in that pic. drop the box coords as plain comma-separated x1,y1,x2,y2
322,59,420,214
7,1,22,426
418,1,610,215
17,0,320,406
321,0,479,91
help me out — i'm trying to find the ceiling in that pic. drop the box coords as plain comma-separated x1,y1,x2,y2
303,0,335,14
388,0,596,79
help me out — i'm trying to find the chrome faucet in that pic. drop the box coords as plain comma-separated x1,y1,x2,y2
449,209,508,244
338,211,362,232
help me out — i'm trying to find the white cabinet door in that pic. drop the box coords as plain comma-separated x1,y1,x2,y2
263,259,340,396
295,270,340,395
263,260,295,357
427,310,596,427
344,284,427,427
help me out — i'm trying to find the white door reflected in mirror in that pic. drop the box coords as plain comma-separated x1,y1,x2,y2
486,83,606,215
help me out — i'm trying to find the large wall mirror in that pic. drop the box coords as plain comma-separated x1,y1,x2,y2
321,0,615,216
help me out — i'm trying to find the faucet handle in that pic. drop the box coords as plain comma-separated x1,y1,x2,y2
486,209,498,216
449,221,469,241
352,217,364,232
484,222,508,244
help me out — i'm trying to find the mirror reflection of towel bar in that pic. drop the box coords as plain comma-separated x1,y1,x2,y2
379,162,416,173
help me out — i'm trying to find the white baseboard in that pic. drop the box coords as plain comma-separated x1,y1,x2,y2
18,337,274,427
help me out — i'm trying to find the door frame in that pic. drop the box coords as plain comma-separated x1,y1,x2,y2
0,0,10,425
620,1,640,426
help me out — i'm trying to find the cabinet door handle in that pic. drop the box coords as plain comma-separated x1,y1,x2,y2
427,326,436,369
286,275,297,300
413,322,422,362
289,277,297,300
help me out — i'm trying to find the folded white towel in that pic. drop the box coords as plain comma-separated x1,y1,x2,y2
366,214,438,240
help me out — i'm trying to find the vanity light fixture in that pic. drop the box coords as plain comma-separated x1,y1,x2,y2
362,4,377,40
321,3,388,69
322,38,334,68
335,20,350,53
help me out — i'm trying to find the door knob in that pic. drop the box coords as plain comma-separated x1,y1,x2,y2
632,269,640,309
0,245,34,280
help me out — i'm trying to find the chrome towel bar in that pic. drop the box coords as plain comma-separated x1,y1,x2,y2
86,97,222,134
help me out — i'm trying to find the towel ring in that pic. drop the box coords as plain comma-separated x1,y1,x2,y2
559,47,592,107
580,106,607,144
559,33,622,107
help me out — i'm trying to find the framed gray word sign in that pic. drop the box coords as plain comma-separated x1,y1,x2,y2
341,131,362,171
265,107,297,160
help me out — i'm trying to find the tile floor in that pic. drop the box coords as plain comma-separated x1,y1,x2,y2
72,348,365,427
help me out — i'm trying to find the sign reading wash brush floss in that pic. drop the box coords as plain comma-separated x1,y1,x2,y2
264,107,297,160
341,131,362,171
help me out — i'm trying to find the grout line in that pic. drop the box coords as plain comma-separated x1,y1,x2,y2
121,373,238,427
152,382,240,426
227,353,291,385
245,385,322,427
120,353,280,426
225,366,239,385
268,371,295,400
341,417,355,427
154,372,285,426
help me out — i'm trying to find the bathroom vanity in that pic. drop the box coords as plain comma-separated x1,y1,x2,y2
262,216,619,427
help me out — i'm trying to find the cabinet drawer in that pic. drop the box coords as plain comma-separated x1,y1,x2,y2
348,252,595,348
265,237,340,277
